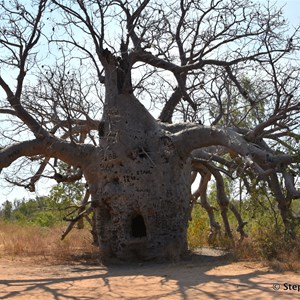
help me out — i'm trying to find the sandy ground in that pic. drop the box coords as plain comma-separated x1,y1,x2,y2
0,249,300,300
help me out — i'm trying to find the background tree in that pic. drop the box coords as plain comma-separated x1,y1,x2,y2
1,200,13,221
0,181,85,228
0,0,299,261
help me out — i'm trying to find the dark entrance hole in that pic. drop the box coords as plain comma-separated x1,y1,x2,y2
131,214,147,238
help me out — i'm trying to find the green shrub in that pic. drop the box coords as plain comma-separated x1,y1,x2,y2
34,211,61,227
187,204,210,249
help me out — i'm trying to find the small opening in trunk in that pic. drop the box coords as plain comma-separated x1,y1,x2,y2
131,214,147,238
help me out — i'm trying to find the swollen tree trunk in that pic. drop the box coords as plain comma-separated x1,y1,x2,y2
84,93,191,261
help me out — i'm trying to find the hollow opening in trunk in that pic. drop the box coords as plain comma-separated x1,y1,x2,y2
131,214,147,238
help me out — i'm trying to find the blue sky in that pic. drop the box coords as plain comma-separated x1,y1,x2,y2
0,0,299,205
270,0,300,25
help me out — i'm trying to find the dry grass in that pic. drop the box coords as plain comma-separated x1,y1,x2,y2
231,235,300,272
267,249,300,272
1,220,299,270
0,221,99,263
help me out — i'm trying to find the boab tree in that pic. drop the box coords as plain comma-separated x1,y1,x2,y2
0,0,299,261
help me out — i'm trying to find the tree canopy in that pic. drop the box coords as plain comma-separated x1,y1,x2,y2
0,0,300,258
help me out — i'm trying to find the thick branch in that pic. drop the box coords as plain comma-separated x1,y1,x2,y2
174,125,299,173
27,157,50,192
173,126,250,159
0,137,94,171
0,140,46,170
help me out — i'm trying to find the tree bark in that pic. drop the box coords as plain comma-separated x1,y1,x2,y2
83,93,191,261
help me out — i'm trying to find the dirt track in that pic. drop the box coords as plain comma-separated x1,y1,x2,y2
0,250,300,299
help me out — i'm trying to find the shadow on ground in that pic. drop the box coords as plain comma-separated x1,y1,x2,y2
0,249,298,299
